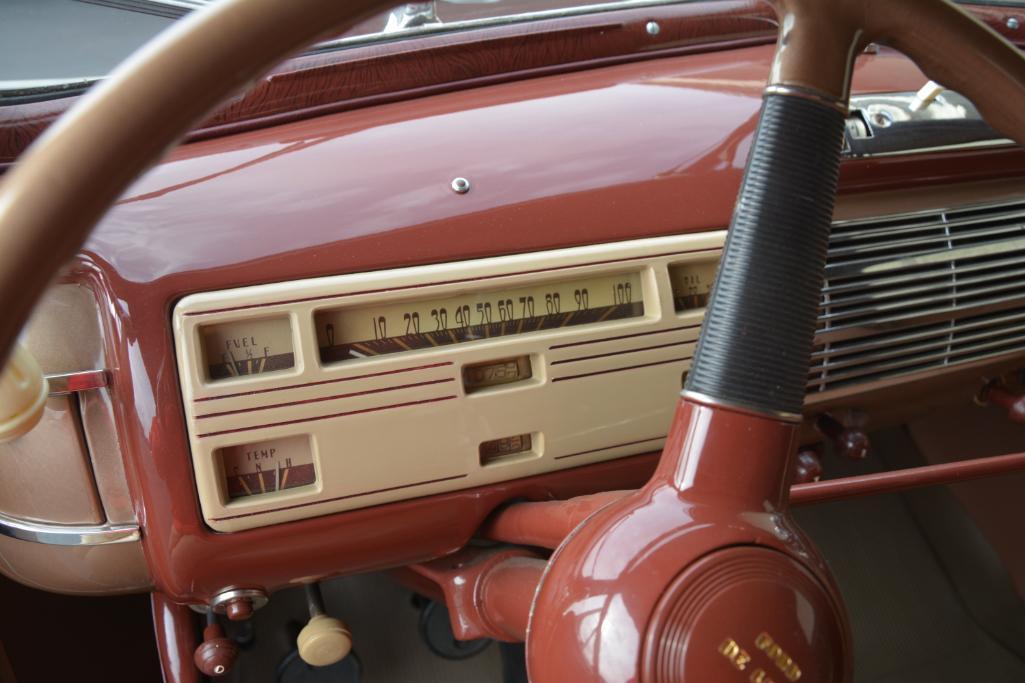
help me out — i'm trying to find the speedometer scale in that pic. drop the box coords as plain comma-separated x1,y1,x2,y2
316,272,644,362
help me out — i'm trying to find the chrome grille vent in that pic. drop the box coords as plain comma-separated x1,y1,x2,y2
809,200,1025,394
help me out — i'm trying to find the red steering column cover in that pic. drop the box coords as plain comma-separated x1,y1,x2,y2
526,399,849,682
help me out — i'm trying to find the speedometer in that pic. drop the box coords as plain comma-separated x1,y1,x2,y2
315,272,643,363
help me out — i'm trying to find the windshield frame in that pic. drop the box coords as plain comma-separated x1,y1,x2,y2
308,0,701,54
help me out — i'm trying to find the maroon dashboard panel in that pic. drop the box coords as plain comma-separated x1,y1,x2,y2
0,0,777,167
72,40,1025,601
3,2,1023,168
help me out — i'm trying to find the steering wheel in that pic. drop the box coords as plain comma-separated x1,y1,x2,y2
2,0,1025,681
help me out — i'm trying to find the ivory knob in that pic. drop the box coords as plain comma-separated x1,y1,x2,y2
297,614,352,667
0,343,47,443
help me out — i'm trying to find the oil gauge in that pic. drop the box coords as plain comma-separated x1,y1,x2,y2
669,260,719,312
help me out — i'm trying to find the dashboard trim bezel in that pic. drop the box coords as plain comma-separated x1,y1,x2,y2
173,233,724,531
0,510,140,546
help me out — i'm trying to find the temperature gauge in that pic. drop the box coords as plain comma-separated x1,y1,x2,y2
669,260,719,312
201,316,295,381
218,435,316,501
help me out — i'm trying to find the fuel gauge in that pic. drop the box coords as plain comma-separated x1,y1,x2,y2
200,316,295,381
217,435,316,501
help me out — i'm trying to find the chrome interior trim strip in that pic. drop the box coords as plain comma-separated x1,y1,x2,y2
819,284,1025,326
209,588,270,613
808,347,1025,400
827,223,1025,260
808,334,1025,388
815,295,1025,345
825,236,1025,280
812,310,1025,359
311,0,707,53
0,77,104,102
822,254,1025,296
0,510,140,546
831,197,1025,228
45,370,109,396
2,1,708,101
848,138,1016,159
820,265,1025,310
810,350,1025,401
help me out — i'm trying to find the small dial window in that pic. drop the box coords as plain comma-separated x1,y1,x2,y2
217,435,316,501
200,316,295,381
669,261,719,312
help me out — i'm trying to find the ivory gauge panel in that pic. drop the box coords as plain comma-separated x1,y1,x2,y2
173,233,724,531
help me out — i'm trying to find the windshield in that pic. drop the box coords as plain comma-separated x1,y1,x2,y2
0,0,690,84
1,0,1020,93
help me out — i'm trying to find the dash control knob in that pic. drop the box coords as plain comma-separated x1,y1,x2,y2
794,447,824,484
194,614,239,677
816,413,870,460
978,381,1025,424
297,583,352,667
298,614,353,667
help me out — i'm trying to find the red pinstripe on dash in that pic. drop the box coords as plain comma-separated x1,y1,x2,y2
548,323,701,350
554,436,666,460
194,361,453,402
210,473,469,521
551,357,690,382
551,340,693,366
196,395,456,438
196,378,455,419
183,247,722,316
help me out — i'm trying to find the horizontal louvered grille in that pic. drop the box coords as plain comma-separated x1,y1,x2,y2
809,200,1025,393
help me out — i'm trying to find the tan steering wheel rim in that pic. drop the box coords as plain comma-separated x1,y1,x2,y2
0,0,395,365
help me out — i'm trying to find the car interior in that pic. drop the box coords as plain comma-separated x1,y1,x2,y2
5,0,1025,681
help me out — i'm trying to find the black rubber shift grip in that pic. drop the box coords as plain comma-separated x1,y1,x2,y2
684,93,846,417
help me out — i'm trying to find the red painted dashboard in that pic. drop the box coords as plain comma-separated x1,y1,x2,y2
21,3,1025,604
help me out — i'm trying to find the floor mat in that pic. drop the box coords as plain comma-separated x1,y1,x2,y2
795,461,1025,682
